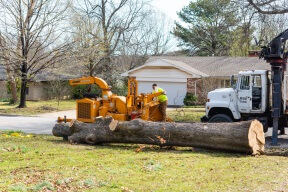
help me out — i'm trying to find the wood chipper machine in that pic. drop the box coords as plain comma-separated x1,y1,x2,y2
58,76,172,123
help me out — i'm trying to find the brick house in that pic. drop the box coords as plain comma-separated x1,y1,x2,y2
122,56,270,105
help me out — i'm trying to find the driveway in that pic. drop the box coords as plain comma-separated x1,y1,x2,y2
265,128,288,148
0,110,75,135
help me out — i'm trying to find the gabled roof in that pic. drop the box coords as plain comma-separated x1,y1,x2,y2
161,59,208,77
145,56,270,77
121,58,209,77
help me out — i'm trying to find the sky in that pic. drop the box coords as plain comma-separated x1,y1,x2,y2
151,0,191,23
150,0,191,52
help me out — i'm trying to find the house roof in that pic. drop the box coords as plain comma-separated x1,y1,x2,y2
0,64,84,82
121,58,209,77
0,55,144,82
145,56,270,77
0,56,273,81
32,62,89,81
160,59,208,77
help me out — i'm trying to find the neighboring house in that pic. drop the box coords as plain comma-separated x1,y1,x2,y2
0,65,79,101
122,56,270,106
25,71,76,100
0,54,147,100
0,55,144,101
0,64,9,99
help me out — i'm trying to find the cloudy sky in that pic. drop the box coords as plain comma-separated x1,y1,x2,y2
151,0,191,22
151,0,191,51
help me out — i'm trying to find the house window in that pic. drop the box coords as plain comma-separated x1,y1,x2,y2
220,79,231,87
240,76,250,90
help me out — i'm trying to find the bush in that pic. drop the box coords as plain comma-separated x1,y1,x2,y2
0,98,11,102
71,83,128,99
111,87,127,96
183,93,198,106
44,80,71,102
6,78,21,96
71,85,102,99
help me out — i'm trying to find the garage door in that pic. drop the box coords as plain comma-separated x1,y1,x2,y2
138,81,187,106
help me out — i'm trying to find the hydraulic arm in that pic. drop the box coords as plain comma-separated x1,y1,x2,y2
260,29,288,145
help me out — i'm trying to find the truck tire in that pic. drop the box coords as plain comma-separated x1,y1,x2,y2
209,114,233,122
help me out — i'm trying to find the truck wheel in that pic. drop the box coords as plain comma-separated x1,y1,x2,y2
209,114,233,122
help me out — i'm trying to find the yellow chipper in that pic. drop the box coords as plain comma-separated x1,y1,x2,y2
58,76,172,123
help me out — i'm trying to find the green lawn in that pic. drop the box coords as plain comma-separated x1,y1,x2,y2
0,132,288,192
167,109,205,122
0,100,76,116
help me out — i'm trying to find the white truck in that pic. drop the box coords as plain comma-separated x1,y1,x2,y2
201,28,288,145
201,69,288,133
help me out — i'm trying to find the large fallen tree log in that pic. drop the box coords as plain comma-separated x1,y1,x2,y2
52,117,265,155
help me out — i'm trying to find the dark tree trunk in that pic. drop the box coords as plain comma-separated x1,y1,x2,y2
18,63,27,108
10,79,18,104
18,79,27,108
53,117,265,155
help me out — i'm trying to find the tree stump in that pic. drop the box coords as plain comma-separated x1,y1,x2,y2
52,117,265,155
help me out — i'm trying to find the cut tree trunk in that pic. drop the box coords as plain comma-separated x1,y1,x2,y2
52,117,265,155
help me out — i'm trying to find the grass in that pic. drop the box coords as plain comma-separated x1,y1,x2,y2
182,105,205,108
1,131,288,192
167,109,205,122
0,100,76,116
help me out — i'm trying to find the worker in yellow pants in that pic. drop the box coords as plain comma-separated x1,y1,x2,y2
152,83,168,122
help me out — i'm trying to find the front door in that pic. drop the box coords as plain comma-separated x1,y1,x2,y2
237,75,252,113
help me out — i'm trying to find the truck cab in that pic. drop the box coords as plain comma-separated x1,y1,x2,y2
202,70,270,130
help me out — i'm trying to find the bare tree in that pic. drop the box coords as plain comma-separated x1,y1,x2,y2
247,0,288,14
68,5,105,77
0,0,71,108
255,13,288,45
0,34,18,103
45,77,70,106
231,1,288,54
71,0,151,84
117,12,172,70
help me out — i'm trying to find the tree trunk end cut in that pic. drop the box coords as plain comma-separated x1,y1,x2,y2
248,120,265,155
52,117,265,155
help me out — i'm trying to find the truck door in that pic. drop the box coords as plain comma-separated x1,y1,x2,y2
251,75,264,112
237,75,252,113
